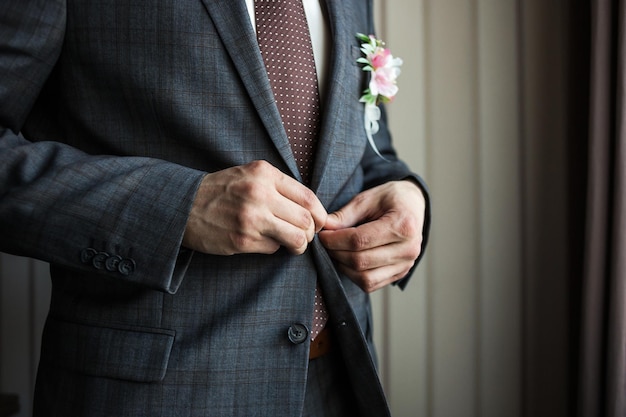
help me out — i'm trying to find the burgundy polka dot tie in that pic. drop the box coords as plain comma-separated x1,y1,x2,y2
255,0,328,340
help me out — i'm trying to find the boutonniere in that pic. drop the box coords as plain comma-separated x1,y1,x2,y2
356,33,403,158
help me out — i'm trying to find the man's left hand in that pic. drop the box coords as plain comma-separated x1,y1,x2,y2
318,180,426,293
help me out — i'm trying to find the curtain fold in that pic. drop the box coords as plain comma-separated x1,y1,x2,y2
607,1,626,412
579,0,626,416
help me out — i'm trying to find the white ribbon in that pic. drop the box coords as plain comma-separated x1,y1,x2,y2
363,102,388,160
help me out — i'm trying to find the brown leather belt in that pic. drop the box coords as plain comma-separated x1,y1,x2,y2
309,327,332,360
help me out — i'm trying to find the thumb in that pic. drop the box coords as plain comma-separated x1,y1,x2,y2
323,210,348,230
324,196,373,230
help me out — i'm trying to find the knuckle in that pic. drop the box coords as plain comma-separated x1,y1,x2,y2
347,269,374,293
229,232,252,252
287,232,308,255
292,244,307,255
256,160,283,181
236,179,265,201
299,210,314,230
348,253,370,272
352,192,369,208
299,188,318,208
349,232,371,251
360,276,378,293
248,159,271,173
395,215,418,239
333,210,346,224
293,230,308,249
236,205,258,227
407,243,422,261
400,236,423,262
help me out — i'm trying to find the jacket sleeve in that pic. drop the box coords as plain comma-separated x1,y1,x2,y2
0,0,205,294
360,101,432,291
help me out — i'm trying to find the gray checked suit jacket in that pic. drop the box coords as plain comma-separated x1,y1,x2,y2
0,0,430,416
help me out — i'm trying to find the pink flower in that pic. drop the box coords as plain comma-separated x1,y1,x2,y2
370,47,392,69
370,66,400,99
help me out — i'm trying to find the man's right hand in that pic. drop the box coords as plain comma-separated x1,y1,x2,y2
182,160,327,256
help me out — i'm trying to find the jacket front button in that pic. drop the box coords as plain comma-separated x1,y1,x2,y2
287,323,309,345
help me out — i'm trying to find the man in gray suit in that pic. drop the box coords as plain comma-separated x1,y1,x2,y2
0,0,430,416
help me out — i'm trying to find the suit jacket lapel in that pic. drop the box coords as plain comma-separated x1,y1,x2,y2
199,0,302,179
311,0,366,206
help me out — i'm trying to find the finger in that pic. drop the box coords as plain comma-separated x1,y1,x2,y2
241,160,327,231
232,196,310,254
322,242,396,272
269,192,318,242
318,216,399,252
324,190,380,230
275,174,327,232
228,211,309,255
261,216,310,254
328,230,421,271
221,202,295,255
335,261,412,293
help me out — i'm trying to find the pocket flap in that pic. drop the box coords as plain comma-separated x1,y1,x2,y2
41,317,175,382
